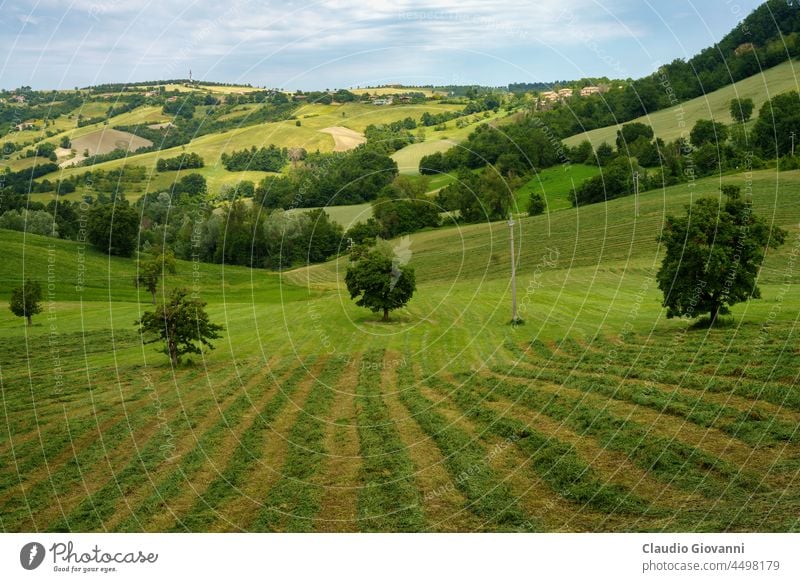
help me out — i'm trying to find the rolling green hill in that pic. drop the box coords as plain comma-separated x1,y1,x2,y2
564,58,800,148
25,101,469,201
1,162,798,532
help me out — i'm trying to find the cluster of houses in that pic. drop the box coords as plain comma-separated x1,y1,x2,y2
0,94,27,105
538,85,607,107
371,95,413,106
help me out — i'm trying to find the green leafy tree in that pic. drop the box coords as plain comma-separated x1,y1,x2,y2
345,243,416,322
9,280,43,326
528,192,545,216
657,186,786,322
136,288,223,366
135,250,177,304
595,142,616,166
730,98,754,123
690,119,729,147
87,202,139,257
615,122,654,151
753,91,800,158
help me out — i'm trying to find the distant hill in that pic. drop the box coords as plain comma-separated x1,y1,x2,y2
564,57,800,147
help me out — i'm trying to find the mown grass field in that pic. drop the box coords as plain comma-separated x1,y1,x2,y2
513,163,600,214
563,58,800,148
0,168,798,532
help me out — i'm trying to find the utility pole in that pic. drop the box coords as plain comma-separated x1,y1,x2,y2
508,214,518,324
633,171,640,218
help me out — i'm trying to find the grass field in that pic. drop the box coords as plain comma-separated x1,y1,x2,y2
563,58,800,147
287,202,373,230
1,163,798,532
392,109,512,175
348,87,442,97
514,163,601,213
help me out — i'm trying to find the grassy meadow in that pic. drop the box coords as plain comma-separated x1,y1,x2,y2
1,165,798,532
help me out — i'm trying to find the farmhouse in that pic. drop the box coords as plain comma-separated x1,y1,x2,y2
580,86,602,96
557,88,573,98
14,122,35,131
372,97,393,106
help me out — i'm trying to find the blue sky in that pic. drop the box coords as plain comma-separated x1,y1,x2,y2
0,0,765,90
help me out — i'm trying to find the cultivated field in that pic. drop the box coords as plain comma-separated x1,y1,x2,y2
1,168,798,532
64,128,153,164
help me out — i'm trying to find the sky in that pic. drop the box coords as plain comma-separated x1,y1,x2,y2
0,0,765,90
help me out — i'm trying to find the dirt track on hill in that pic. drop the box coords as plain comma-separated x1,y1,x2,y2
319,126,365,151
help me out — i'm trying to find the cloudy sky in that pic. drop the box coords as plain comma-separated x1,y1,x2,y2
0,0,764,90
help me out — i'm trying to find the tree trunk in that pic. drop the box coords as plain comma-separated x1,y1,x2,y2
151,289,157,305
169,341,178,367
382,308,389,322
709,301,721,323
26,315,31,326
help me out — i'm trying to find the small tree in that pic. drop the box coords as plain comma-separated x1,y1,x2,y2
730,98,754,123
345,243,416,322
136,288,223,366
9,280,43,326
657,186,786,323
528,192,545,216
135,250,177,304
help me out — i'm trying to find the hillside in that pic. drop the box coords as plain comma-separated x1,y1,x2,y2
564,58,800,148
2,165,798,533
3,0,800,537
24,101,472,201
286,168,800,292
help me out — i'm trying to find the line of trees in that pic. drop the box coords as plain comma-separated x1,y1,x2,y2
156,152,204,172
221,145,287,172
255,148,398,209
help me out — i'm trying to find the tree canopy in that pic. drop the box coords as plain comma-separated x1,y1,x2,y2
136,287,223,366
9,280,43,326
345,242,416,322
730,98,754,123
656,186,787,322
87,202,140,257
135,249,177,304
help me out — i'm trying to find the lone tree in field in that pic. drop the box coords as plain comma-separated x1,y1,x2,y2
9,280,43,326
345,241,416,322
136,287,223,366
657,185,786,323
730,97,754,123
135,249,177,304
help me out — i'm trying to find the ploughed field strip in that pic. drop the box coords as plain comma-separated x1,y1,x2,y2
1,325,798,532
